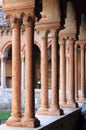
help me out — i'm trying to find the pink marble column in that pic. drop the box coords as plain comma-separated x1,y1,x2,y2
49,33,63,115
75,45,79,101
22,17,40,127
6,17,21,126
66,38,78,108
80,44,85,101
59,37,66,107
37,33,48,115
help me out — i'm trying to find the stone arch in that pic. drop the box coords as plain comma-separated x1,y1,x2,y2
45,29,51,38
34,40,41,50
1,41,12,57
21,40,41,54
48,40,52,48
1,41,12,88
33,44,41,89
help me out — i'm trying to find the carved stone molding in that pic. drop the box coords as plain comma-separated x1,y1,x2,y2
59,29,76,40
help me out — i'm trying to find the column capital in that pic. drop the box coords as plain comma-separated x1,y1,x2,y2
23,15,34,27
6,14,22,28
59,37,66,45
76,39,86,44
1,55,7,61
40,30,48,39
66,36,75,45
50,29,57,38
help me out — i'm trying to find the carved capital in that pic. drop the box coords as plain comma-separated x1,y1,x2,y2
66,37,75,45
76,39,86,47
59,37,66,45
6,15,21,28
50,29,56,38
1,54,7,61
59,29,76,39
23,16,34,27
39,29,48,39
11,17,20,28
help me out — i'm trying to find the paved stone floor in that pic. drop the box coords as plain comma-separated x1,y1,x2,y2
0,107,81,130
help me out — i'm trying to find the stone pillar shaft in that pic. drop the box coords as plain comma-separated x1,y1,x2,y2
80,45,85,101
41,38,48,109
24,23,34,118
68,42,74,102
66,38,78,108
22,18,40,127
51,36,58,108
37,36,48,114
6,18,21,127
11,21,21,118
59,39,66,107
1,56,6,89
75,47,78,100
49,35,63,115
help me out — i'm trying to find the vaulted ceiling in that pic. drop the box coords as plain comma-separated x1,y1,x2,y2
60,0,86,22
59,0,86,35
36,0,86,23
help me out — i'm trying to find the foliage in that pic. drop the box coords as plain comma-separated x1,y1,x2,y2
0,112,10,120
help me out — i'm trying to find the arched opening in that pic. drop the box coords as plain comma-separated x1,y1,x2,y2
5,45,12,88
33,44,41,89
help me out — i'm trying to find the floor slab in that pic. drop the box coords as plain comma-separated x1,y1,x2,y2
0,107,81,130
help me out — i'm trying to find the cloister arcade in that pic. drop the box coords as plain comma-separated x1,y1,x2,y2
0,0,86,128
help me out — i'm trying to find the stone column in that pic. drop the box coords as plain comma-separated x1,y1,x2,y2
66,38,78,108
80,44,85,101
75,45,78,101
49,32,63,115
59,37,66,107
1,55,7,89
66,51,69,97
21,55,25,89
37,32,48,115
6,16,21,126
22,17,40,127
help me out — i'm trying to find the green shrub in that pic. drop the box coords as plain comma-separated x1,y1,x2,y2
0,112,10,120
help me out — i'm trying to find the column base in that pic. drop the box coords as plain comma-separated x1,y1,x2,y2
75,97,79,102
66,101,78,108
21,117,40,128
60,102,67,108
48,107,64,115
37,107,49,115
37,107,64,116
78,97,85,103
6,116,21,127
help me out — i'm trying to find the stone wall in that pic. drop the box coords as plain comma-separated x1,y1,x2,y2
0,88,12,111
0,89,41,111
0,89,52,112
